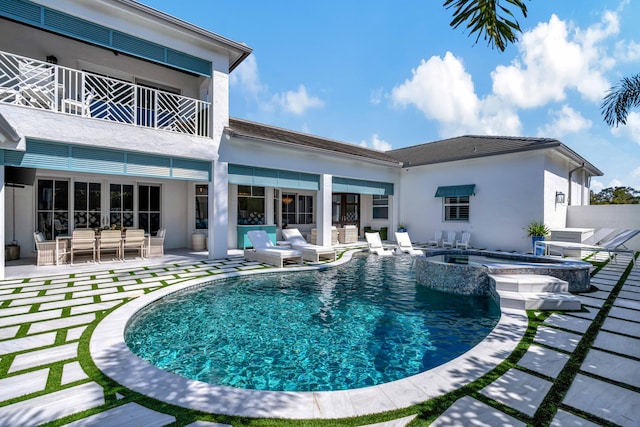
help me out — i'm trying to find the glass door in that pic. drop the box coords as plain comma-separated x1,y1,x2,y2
109,183,134,228
36,179,69,239
74,181,102,230
332,193,360,228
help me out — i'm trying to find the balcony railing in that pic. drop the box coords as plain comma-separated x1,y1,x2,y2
0,50,210,137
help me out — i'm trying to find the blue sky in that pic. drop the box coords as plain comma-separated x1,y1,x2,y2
144,0,640,192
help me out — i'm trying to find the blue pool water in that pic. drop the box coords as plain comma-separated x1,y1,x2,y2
125,254,501,392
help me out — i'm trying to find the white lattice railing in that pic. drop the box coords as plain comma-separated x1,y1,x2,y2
0,50,210,137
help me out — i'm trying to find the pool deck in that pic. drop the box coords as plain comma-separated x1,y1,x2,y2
0,248,638,426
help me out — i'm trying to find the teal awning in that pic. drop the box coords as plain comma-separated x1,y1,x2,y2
332,177,394,195
434,184,475,197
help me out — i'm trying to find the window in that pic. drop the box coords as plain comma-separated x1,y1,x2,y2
74,181,101,229
139,184,161,234
298,195,313,224
110,183,134,227
444,196,470,221
195,184,208,229
37,179,69,240
282,193,313,225
372,195,388,219
238,185,265,225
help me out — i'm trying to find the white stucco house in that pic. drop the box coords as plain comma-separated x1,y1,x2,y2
0,0,602,278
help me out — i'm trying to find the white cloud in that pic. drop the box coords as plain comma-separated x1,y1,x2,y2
390,52,521,137
492,13,614,108
229,55,265,99
391,52,479,124
590,179,605,193
611,111,640,143
230,55,324,116
538,105,592,137
360,134,392,152
615,40,640,62
390,9,622,138
632,166,640,178
609,178,624,187
370,87,383,105
272,85,324,115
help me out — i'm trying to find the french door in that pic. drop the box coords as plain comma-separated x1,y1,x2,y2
39,179,161,237
332,193,360,229
73,181,134,229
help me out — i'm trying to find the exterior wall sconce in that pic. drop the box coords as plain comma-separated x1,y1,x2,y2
555,191,566,204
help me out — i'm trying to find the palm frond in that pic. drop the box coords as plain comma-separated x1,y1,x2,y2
601,73,640,127
444,0,528,52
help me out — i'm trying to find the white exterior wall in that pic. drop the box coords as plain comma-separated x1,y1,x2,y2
400,151,547,253
543,152,570,230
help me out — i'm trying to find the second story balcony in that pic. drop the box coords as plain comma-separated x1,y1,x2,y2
0,50,211,138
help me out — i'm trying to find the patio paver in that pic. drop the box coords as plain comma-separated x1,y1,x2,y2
563,374,640,427
479,368,552,416
430,396,525,427
0,249,638,426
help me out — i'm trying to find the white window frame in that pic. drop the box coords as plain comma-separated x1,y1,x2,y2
443,196,470,222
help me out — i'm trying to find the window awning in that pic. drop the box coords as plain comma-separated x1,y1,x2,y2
434,184,476,197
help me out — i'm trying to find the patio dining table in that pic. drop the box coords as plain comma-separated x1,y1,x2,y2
55,231,150,265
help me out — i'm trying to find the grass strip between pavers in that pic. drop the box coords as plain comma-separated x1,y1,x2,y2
4,253,635,426
532,254,637,426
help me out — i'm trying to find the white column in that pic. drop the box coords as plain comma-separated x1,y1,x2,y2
317,174,332,246
209,160,228,259
206,51,230,259
0,165,5,279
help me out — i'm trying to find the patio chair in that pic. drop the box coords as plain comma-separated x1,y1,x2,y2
365,232,394,256
33,231,61,266
146,228,166,257
428,231,442,247
394,231,424,255
97,229,122,262
122,229,146,259
441,231,456,248
244,230,303,268
456,232,471,249
70,229,96,264
281,228,336,263
62,88,95,117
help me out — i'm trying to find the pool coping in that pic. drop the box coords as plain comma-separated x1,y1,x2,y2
89,250,529,419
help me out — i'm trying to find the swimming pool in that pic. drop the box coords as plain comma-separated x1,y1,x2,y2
125,253,501,392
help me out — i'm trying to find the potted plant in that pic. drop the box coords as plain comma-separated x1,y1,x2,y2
397,223,407,232
526,220,550,255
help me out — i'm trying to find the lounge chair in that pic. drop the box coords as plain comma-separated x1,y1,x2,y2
394,231,424,255
281,228,336,263
365,232,394,256
456,232,471,249
428,231,442,247
442,231,456,248
535,229,639,264
245,230,303,267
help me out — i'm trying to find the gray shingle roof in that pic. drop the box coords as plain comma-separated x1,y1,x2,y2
387,135,602,175
225,119,602,176
226,118,401,165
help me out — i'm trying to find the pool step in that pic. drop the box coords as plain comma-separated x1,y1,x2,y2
489,274,581,311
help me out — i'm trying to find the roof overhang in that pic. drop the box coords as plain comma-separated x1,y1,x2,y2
224,128,403,168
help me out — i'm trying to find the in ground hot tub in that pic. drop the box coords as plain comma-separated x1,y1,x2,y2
415,249,591,294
